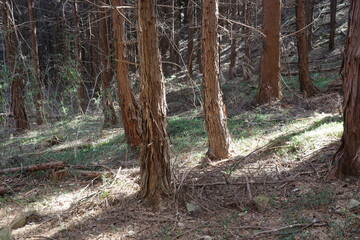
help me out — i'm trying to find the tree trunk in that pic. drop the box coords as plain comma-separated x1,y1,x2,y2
99,6,118,128
1,0,29,132
243,0,253,81
187,0,194,79
329,0,337,51
28,0,44,125
196,1,202,74
111,0,141,147
170,0,180,70
202,0,231,159
332,0,360,176
296,0,316,97
138,0,171,202
228,0,238,80
257,0,282,104
305,0,315,50
158,0,171,77
72,0,87,113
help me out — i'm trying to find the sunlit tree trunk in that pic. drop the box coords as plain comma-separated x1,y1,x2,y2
329,0,337,51
138,0,171,202
111,0,141,147
332,0,360,176
72,0,86,113
99,5,118,128
257,0,282,104
1,0,29,132
296,0,316,97
202,0,231,159
28,0,44,125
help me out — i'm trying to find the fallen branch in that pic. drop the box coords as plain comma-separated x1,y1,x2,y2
0,161,66,175
252,221,327,237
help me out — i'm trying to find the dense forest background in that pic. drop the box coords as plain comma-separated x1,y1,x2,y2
1,0,360,239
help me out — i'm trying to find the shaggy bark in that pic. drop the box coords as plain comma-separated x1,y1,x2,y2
296,0,316,97
202,0,231,159
138,0,171,201
257,0,282,104
111,0,141,147
332,0,360,176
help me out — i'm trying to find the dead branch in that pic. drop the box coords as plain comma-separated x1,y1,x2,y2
0,161,66,175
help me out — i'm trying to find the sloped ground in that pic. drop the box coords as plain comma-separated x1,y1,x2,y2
2,86,359,240
0,2,356,239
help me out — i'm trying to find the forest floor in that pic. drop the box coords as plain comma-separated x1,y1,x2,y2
2,68,360,240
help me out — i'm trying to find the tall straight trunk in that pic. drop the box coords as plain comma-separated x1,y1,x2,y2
28,0,44,125
243,0,253,81
72,0,86,113
228,0,238,80
187,0,194,79
1,0,29,132
202,0,231,159
257,0,282,104
111,0,141,147
170,0,180,69
158,0,170,77
329,0,337,51
332,0,360,176
138,0,171,202
99,6,118,128
196,3,202,74
296,0,316,97
305,0,315,50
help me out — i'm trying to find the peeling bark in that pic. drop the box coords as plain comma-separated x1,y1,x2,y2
202,0,231,159
138,0,171,201
111,0,141,147
333,0,360,176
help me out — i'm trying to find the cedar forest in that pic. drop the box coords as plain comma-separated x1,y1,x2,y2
0,0,360,239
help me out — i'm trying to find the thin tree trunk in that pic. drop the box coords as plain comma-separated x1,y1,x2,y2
72,0,87,113
158,0,170,77
170,0,180,70
228,0,238,80
332,0,360,176
305,0,315,50
99,6,118,128
138,0,171,202
257,0,282,104
111,0,141,147
1,0,29,132
187,0,194,79
202,0,231,159
296,0,316,97
329,0,337,51
196,1,202,74
243,0,253,81
28,0,44,125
